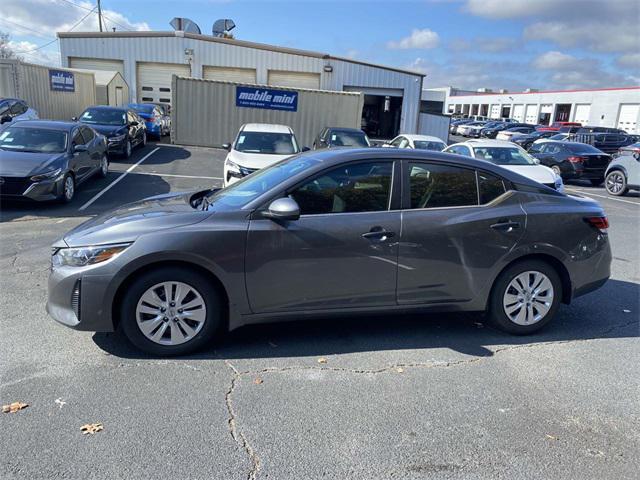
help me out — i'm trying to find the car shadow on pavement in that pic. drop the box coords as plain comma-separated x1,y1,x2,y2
93,278,639,361
114,142,193,166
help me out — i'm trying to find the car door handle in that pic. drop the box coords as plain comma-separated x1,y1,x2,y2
491,220,520,232
362,227,395,240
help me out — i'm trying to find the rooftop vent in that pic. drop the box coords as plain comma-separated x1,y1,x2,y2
212,19,236,37
498,89,509,93
170,17,202,34
476,88,493,93
524,88,539,93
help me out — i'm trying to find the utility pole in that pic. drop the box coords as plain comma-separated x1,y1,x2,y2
97,0,103,32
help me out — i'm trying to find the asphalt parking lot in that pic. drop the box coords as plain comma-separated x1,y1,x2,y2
1,141,639,479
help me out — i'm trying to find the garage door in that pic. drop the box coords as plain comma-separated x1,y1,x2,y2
617,104,639,134
203,66,256,84
490,105,501,119
136,62,191,105
525,104,538,124
512,104,524,122
574,104,591,125
267,70,320,89
69,57,124,76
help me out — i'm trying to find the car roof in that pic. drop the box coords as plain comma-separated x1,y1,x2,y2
327,127,364,133
241,123,292,133
2,120,77,131
450,139,520,149
84,105,129,112
400,134,446,142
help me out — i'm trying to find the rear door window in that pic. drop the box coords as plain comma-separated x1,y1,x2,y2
478,171,506,204
406,162,478,209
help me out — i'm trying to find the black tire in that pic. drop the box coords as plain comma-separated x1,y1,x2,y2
123,139,132,159
590,177,604,187
120,267,223,356
488,259,562,335
551,165,562,176
605,170,629,196
97,154,109,179
59,173,75,203
140,132,147,148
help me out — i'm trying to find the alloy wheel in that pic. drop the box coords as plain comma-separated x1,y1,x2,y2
502,271,554,326
605,171,625,194
64,176,75,201
125,140,132,157
551,165,561,176
101,156,108,175
136,281,207,346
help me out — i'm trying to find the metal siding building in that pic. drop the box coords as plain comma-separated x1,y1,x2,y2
425,86,640,134
58,31,424,136
0,59,96,120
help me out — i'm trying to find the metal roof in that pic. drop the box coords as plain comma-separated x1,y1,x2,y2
57,31,426,78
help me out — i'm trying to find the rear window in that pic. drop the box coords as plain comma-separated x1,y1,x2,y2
330,131,370,147
414,140,446,151
566,143,602,154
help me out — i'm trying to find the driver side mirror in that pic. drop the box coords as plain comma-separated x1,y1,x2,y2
1,115,12,124
533,157,541,164
222,143,231,151
301,146,310,152
262,197,300,221
71,116,78,122
73,144,88,153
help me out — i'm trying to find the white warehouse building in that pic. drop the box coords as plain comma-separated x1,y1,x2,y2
423,86,640,134
57,30,424,138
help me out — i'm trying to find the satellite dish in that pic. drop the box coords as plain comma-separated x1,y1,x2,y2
212,19,236,37
170,17,202,35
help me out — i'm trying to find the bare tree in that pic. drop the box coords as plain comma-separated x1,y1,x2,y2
0,30,23,60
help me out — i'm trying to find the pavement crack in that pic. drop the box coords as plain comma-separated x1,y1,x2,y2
225,360,261,480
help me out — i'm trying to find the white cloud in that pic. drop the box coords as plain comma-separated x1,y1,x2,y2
8,40,60,66
387,29,439,50
616,53,640,70
532,51,584,71
524,21,639,53
449,36,516,53
463,0,557,19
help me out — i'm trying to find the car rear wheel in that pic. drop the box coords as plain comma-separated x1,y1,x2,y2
590,177,604,187
551,165,562,176
488,260,562,334
120,267,223,356
605,170,628,196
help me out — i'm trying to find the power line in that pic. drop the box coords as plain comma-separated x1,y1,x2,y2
55,0,133,31
0,18,54,38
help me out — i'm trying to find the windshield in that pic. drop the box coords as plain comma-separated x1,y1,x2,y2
330,131,370,147
203,155,319,210
550,133,568,140
80,108,126,126
473,146,537,165
0,127,67,153
414,140,446,151
235,132,298,154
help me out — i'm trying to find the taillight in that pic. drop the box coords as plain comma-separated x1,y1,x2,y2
585,216,609,231
149,116,156,122
568,156,584,163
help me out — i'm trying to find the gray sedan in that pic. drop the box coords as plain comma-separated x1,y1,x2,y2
47,149,611,356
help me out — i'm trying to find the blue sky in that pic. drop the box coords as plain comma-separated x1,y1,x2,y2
3,0,639,91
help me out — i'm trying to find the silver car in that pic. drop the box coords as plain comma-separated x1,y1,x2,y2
605,150,640,196
47,149,611,356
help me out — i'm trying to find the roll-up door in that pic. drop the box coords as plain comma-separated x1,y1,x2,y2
525,105,538,124
69,57,124,76
617,104,639,134
267,70,320,89
136,62,191,105
513,104,524,122
490,104,501,119
203,66,257,84
573,104,591,125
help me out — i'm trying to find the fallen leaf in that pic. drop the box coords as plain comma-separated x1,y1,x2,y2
80,423,103,435
545,434,559,441
253,377,263,385
55,398,66,409
317,357,327,364
396,367,405,373
2,402,28,413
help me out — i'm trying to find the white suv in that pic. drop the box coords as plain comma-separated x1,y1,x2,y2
444,139,564,192
223,124,303,186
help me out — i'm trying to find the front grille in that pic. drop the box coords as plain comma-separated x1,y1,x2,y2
0,176,31,195
71,280,81,321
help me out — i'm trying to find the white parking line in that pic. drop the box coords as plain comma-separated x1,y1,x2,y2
78,147,160,211
131,171,223,180
566,188,639,206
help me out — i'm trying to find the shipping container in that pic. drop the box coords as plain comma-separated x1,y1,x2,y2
171,76,365,148
0,59,96,120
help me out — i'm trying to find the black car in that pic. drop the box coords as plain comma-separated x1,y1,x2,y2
573,132,637,155
76,106,146,158
558,125,582,134
0,120,108,202
512,130,557,150
529,141,611,185
481,122,526,138
576,126,626,135
313,127,370,149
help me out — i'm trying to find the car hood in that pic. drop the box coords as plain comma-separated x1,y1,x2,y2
0,150,64,177
500,164,557,184
227,149,293,169
85,124,127,137
60,191,210,247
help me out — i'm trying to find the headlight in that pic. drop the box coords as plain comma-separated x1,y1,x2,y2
109,134,126,142
52,243,131,268
31,168,62,182
225,159,241,173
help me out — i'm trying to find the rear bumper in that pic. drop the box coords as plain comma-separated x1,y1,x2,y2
568,234,611,302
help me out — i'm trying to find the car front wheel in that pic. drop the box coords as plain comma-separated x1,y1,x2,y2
605,170,628,195
123,140,132,158
98,155,109,178
59,173,75,203
488,260,562,334
120,267,223,356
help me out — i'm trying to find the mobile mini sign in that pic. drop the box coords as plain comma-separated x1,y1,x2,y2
49,70,75,92
236,86,298,112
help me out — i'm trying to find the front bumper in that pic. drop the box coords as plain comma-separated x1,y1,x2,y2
0,174,64,201
107,138,127,154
